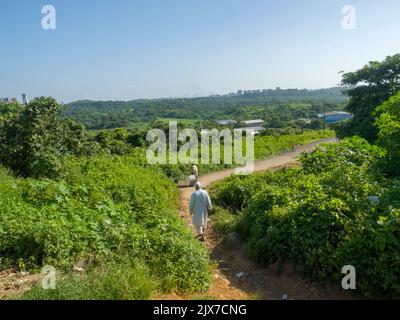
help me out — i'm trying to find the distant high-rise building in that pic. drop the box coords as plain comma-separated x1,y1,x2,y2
22,93,29,105
10,97,17,103
236,90,243,95
0,97,9,103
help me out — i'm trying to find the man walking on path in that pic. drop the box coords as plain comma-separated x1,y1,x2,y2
189,182,212,242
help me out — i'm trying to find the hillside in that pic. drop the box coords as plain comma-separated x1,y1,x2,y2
64,87,347,130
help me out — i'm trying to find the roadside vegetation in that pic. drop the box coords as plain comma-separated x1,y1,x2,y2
210,54,400,299
3,53,397,299
0,95,331,299
0,98,212,299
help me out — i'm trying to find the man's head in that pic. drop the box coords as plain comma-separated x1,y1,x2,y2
195,182,201,190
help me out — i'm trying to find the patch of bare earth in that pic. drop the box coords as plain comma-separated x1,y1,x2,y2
0,270,41,300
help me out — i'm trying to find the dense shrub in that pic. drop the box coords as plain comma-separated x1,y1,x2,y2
375,91,400,177
0,155,211,294
0,96,342,300
210,138,400,298
93,128,134,155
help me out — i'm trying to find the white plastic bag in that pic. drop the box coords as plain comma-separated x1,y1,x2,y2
185,175,197,187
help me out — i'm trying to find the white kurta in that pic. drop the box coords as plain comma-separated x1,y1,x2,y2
189,189,212,227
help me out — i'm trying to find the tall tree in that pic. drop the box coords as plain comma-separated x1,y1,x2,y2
0,97,92,177
375,91,400,176
339,54,400,141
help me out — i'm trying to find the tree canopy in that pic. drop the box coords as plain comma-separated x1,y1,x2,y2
0,97,92,178
339,54,400,141
375,91,400,176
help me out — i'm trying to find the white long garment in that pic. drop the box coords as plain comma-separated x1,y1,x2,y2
189,189,212,227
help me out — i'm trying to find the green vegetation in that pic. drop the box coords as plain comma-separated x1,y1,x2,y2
254,130,334,159
0,95,332,300
210,137,400,298
0,97,93,178
0,154,211,296
20,260,158,300
153,129,334,182
157,118,201,126
338,53,400,142
210,55,400,298
85,123,334,183
3,53,398,299
375,91,400,176
0,98,211,299
65,88,346,130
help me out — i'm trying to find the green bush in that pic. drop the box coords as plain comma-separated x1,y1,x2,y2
375,91,400,176
211,207,240,235
210,138,400,298
0,155,211,295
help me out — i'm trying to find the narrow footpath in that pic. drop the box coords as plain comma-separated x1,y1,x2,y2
161,138,352,300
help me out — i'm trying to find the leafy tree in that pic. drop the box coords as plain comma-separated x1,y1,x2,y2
375,91,400,176
0,102,23,125
0,102,24,146
0,97,92,178
339,54,400,141
128,128,147,147
94,128,133,155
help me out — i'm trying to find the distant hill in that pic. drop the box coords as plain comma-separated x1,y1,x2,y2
64,87,347,130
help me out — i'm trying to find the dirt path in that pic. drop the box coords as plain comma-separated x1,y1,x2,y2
161,138,352,300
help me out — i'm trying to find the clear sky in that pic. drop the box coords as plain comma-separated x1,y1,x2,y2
1,0,400,103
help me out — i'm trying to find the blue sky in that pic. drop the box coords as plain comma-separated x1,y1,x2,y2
1,0,400,103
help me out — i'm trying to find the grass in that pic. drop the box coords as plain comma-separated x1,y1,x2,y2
18,260,158,300
157,117,201,125
254,129,335,160
211,207,240,236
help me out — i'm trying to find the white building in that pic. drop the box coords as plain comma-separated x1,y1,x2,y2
242,119,265,127
217,119,237,126
237,119,266,134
